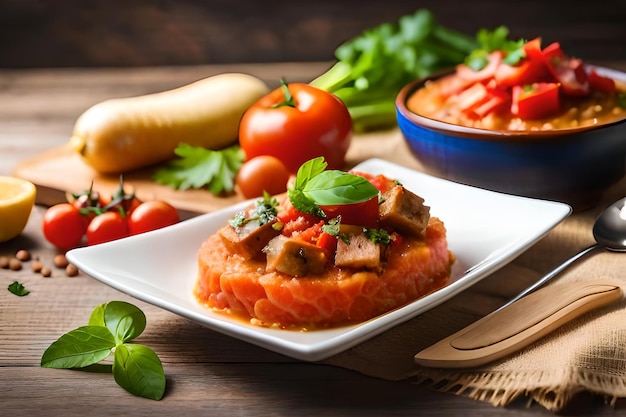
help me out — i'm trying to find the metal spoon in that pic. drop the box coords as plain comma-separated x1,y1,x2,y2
499,196,626,310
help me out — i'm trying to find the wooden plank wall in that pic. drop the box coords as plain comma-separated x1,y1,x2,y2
1,0,624,68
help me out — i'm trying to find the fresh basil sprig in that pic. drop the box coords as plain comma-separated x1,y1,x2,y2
287,157,379,217
41,301,165,400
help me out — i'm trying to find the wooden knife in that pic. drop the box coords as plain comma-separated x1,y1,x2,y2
415,280,623,369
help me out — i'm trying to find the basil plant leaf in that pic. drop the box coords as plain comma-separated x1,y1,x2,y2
104,301,147,343
304,171,379,205
41,326,116,369
113,344,166,400
88,303,107,326
294,157,327,190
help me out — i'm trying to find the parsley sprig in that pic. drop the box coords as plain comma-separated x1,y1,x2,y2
8,281,29,296
287,157,379,217
41,301,165,400
153,143,245,195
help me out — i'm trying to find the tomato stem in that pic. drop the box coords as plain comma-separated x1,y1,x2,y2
272,79,296,108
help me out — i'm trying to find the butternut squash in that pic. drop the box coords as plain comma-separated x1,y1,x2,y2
69,73,269,174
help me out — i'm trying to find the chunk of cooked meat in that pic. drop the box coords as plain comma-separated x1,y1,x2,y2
264,235,328,276
335,232,381,269
218,219,280,260
379,185,430,237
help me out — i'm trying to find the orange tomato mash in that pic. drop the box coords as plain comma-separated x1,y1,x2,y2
195,216,453,330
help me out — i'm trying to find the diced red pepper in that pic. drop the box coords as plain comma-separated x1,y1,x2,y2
456,51,504,82
588,69,617,93
456,83,489,111
494,38,551,88
469,88,511,118
511,82,561,120
541,42,590,96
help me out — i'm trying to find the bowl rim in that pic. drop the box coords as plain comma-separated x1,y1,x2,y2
396,64,626,142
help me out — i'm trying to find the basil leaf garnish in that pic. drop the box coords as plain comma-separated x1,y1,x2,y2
41,326,116,369
288,157,379,215
113,344,166,401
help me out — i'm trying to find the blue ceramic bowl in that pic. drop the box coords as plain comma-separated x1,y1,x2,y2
396,66,626,209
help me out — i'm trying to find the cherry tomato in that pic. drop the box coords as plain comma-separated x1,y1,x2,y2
86,211,129,245
71,188,107,223
238,81,352,173
127,200,179,236
42,203,87,250
237,155,291,199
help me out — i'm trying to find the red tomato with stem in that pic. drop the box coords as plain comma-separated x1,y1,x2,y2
42,203,88,250
128,200,180,235
86,211,129,245
238,81,352,173
237,155,291,199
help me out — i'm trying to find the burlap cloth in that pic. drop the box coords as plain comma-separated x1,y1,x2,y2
323,131,626,412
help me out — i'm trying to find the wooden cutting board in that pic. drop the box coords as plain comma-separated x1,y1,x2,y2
12,129,421,218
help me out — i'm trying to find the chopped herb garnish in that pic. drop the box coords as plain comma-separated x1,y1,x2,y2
229,191,279,228
321,216,342,237
464,26,526,71
365,228,391,245
288,157,379,217
8,281,29,296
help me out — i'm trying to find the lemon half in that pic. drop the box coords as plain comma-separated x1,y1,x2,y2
0,176,37,242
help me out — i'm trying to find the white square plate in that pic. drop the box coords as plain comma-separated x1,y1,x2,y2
67,159,571,361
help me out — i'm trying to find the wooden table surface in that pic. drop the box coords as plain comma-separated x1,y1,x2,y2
2,62,626,416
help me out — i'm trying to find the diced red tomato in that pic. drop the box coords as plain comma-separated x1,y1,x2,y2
541,42,590,96
588,69,617,93
456,51,504,82
321,196,379,229
511,83,560,120
316,231,338,258
277,199,320,229
350,171,396,194
296,221,325,243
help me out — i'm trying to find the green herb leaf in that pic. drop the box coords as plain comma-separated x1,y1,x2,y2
365,228,391,245
464,26,527,70
310,8,477,131
101,301,147,344
7,281,29,296
288,157,379,216
294,157,327,190
41,326,116,369
288,188,326,217
303,170,379,205
153,143,245,195
321,216,342,236
113,344,166,400
42,301,166,400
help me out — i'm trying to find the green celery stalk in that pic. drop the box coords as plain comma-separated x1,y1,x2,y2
310,9,477,132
